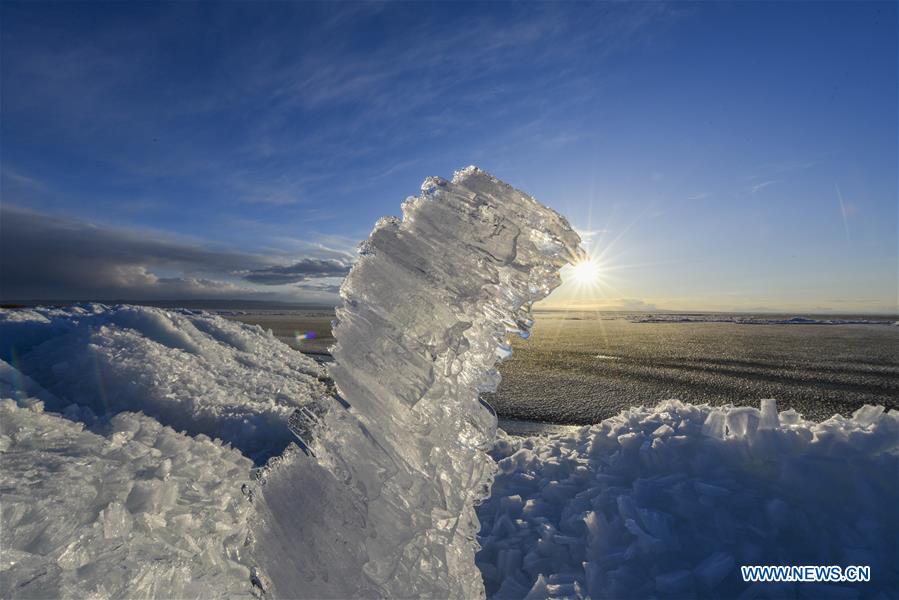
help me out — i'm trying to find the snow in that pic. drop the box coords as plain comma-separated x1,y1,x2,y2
476,400,899,598
0,167,896,599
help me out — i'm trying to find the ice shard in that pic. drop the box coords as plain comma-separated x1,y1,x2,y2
250,166,582,598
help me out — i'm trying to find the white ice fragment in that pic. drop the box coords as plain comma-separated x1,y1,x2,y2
99,502,133,539
852,405,884,427
725,406,760,438
758,399,778,430
652,424,674,438
779,408,803,425
494,576,530,599
701,410,726,438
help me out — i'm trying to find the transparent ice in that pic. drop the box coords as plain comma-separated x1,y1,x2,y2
0,398,256,599
477,400,899,598
248,166,582,598
0,304,327,463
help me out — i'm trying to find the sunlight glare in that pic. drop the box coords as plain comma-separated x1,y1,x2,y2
570,259,602,285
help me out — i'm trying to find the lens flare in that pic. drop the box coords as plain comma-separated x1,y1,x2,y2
570,259,602,285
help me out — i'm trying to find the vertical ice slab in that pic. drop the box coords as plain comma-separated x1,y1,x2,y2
250,167,581,598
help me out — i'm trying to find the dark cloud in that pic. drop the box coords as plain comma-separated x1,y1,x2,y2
295,281,343,294
241,258,351,285
0,206,348,301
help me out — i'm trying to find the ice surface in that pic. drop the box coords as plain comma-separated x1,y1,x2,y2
0,397,255,599
250,166,582,598
629,314,895,325
477,400,899,598
1,304,327,462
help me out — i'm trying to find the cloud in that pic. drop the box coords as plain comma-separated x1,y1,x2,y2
749,180,777,194
1,2,674,231
0,205,349,301
747,159,819,180
241,258,351,285
1,167,47,191
295,280,343,294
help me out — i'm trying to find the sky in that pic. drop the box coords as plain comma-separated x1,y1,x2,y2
1,1,896,313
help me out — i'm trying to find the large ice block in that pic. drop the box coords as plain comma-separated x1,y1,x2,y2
250,166,582,598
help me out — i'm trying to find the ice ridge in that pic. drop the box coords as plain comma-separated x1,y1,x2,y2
249,166,582,598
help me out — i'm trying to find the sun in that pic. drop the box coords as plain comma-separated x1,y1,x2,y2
570,258,602,285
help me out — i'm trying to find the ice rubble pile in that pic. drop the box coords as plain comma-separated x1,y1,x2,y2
0,305,329,598
476,399,899,598
250,167,582,598
0,304,327,462
0,399,255,599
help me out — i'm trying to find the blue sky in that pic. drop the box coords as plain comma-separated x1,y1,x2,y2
1,1,896,312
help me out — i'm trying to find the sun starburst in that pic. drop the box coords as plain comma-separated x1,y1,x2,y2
570,258,602,285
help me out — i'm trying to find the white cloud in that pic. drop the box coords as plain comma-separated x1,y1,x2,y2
749,180,776,194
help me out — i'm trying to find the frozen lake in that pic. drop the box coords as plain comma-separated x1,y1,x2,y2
227,308,899,425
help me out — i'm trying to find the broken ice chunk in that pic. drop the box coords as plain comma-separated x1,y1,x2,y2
852,405,885,427
759,399,778,430
702,410,726,439
99,502,133,539
725,407,760,438
652,424,674,438
694,551,734,588
655,569,693,594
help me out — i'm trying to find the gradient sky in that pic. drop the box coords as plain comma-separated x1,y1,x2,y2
2,1,896,312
